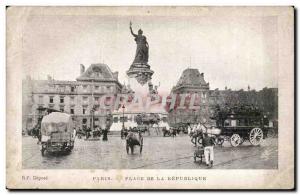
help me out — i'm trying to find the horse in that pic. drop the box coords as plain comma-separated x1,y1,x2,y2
190,130,203,146
126,131,143,154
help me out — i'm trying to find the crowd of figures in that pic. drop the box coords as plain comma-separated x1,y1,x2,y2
77,126,108,141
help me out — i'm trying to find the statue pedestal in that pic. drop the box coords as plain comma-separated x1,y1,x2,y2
128,77,149,98
126,62,154,86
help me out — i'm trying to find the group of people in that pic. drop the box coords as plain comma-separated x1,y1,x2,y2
188,122,215,167
76,126,108,141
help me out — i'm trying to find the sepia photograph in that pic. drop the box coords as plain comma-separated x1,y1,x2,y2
6,6,294,189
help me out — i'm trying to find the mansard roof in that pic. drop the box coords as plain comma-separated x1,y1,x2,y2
76,63,119,83
177,68,208,86
172,68,209,92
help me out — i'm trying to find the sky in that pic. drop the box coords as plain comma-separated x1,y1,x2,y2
22,12,278,92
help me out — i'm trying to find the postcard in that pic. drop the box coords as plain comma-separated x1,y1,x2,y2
6,6,294,189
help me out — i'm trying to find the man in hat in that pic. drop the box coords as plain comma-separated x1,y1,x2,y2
202,132,215,167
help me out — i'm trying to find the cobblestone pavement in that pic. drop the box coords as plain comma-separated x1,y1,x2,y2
22,134,278,169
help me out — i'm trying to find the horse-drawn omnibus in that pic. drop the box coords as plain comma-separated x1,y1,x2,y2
210,105,272,147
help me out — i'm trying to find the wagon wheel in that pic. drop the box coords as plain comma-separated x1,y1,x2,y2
249,128,264,146
230,134,241,147
197,137,202,145
239,137,245,145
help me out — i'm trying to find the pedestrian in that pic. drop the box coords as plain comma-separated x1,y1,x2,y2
121,128,124,139
98,127,102,137
124,127,128,138
102,128,108,141
86,127,91,139
191,124,200,146
72,127,77,139
187,123,192,135
202,133,215,167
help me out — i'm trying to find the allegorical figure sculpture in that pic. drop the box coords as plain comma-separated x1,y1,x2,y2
127,21,153,85
130,21,149,64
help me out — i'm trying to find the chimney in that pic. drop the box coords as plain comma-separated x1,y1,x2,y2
200,73,204,77
80,64,85,75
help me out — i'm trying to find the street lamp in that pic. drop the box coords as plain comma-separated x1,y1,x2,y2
122,104,125,130
121,104,125,139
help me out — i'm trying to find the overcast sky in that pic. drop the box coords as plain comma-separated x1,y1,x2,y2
22,13,278,92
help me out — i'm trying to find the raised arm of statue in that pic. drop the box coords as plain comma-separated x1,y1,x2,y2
129,22,137,37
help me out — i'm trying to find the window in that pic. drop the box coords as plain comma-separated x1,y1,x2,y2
59,106,64,112
49,104,54,109
94,96,99,102
60,96,64,103
70,108,74,114
224,119,230,126
82,118,87,129
38,96,43,104
70,96,75,102
249,119,261,126
59,86,65,93
71,86,75,92
162,117,167,122
82,96,88,101
82,96,88,105
95,85,99,90
231,120,237,127
83,85,87,91
120,116,128,122
94,118,99,127
106,86,111,92
238,119,246,126
83,107,86,114
113,117,118,123
49,96,54,103
38,105,43,115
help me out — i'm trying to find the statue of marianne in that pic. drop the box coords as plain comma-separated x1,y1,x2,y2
130,21,149,64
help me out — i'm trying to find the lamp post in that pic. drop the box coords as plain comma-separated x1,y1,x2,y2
121,104,125,139
122,104,125,130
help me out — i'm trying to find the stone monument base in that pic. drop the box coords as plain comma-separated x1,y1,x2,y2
126,62,154,85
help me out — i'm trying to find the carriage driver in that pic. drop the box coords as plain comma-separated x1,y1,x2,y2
202,132,215,167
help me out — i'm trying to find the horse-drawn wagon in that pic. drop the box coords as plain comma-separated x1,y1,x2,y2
40,112,75,155
125,129,143,154
210,106,272,147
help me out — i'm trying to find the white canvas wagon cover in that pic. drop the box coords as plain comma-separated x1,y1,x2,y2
41,112,73,136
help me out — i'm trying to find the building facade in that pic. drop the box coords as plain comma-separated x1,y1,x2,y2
209,87,278,120
168,68,279,126
168,68,211,125
22,63,122,131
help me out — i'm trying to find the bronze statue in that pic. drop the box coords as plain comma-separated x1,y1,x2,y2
130,21,149,64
